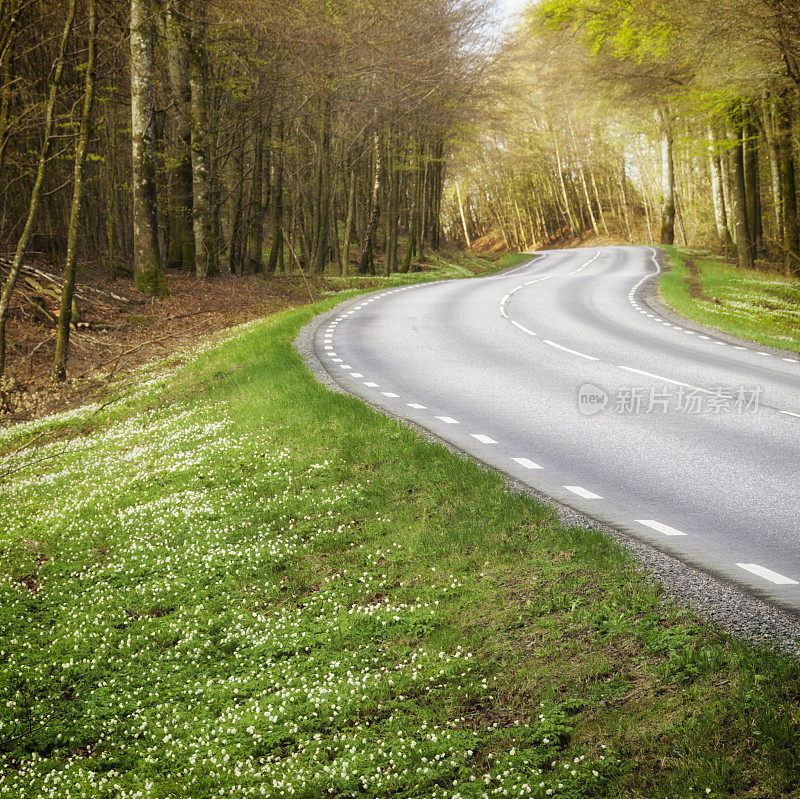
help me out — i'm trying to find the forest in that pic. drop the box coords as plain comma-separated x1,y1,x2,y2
0,0,799,387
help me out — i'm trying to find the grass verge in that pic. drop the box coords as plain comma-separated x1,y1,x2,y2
659,246,800,352
1,261,799,798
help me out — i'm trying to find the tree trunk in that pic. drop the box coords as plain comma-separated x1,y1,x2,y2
341,166,356,276
310,107,331,275
657,107,676,245
266,122,284,274
189,0,215,278
707,124,734,255
358,131,381,275
743,112,763,260
0,0,78,375
247,126,264,273
0,0,20,181
53,0,97,382
456,182,471,248
164,0,193,270
726,113,754,269
130,0,169,296
777,96,800,275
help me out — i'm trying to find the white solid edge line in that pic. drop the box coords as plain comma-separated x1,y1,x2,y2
543,340,599,361
470,434,497,444
616,365,712,394
635,519,687,537
511,320,537,336
563,485,602,499
778,410,800,418
511,458,542,469
736,563,799,585
435,416,460,424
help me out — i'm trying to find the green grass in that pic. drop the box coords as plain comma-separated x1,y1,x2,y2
1,258,800,798
660,246,800,352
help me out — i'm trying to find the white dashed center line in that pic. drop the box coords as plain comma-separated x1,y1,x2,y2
510,320,537,336
542,340,599,361
616,365,711,394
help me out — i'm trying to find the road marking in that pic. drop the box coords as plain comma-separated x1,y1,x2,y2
501,293,511,304
340,364,352,370
435,416,460,424
331,358,343,362
511,458,542,469
733,346,746,350
783,358,798,363
616,365,712,394
779,410,800,418
470,434,497,444
635,519,687,536
511,320,537,336
381,392,399,398
349,373,363,378
543,340,599,361
363,381,379,388
755,352,771,357
736,563,798,585
407,403,427,410
699,335,710,340
563,485,602,499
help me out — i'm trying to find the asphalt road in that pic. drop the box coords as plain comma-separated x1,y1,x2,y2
313,246,800,611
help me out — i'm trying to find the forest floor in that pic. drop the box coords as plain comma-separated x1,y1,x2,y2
0,250,516,425
1,286,799,798
659,246,800,353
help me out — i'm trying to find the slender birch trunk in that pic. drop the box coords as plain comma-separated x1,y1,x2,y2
130,0,169,296
266,122,284,274
707,124,734,255
726,113,754,269
358,130,381,275
189,0,215,278
164,0,193,270
341,166,356,276
53,0,98,382
657,107,676,245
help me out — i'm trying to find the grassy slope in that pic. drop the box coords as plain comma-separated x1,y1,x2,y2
1,259,799,798
659,247,800,353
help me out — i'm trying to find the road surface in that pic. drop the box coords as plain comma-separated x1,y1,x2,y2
313,247,800,611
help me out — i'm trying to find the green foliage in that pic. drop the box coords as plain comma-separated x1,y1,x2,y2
660,246,800,352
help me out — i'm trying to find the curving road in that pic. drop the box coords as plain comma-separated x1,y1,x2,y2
313,246,800,611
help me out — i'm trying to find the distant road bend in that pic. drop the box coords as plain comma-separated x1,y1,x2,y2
313,246,800,611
